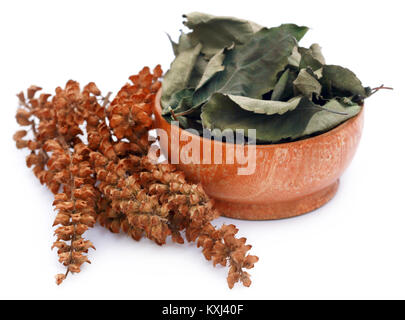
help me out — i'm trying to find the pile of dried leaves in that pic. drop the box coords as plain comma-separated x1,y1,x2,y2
161,12,384,143
13,66,258,289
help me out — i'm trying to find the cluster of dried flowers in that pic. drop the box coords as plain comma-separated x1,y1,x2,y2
13,66,258,289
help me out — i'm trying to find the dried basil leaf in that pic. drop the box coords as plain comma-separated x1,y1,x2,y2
192,25,307,107
309,44,325,64
271,69,290,101
167,31,196,56
162,13,370,145
271,69,297,101
183,12,263,58
201,93,361,143
226,94,301,115
278,24,309,42
167,33,179,56
298,44,325,71
196,48,227,90
161,43,202,108
321,65,367,98
187,54,209,88
302,99,361,136
162,88,194,115
288,46,301,68
293,68,322,98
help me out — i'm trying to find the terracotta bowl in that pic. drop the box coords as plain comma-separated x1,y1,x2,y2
153,89,364,220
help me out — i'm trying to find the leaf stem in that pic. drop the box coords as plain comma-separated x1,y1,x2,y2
370,84,393,96
170,109,178,120
313,105,348,116
102,92,112,108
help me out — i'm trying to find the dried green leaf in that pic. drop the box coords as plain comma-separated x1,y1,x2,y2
293,68,322,98
188,54,209,88
226,94,301,115
161,43,202,108
162,88,194,115
302,99,361,136
196,48,227,90
271,69,289,101
321,65,367,98
192,25,307,107
162,13,370,145
183,12,263,58
288,46,301,67
201,93,361,143
167,33,179,56
309,44,325,64
278,24,308,42
168,31,196,56
271,69,297,102
299,44,325,71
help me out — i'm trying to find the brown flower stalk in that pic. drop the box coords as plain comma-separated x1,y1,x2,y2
14,81,105,283
13,65,258,288
49,141,98,285
139,157,259,288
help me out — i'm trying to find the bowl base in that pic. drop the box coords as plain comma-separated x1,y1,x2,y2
215,180,339,221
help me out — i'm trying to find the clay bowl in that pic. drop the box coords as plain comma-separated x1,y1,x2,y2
153,89,364,220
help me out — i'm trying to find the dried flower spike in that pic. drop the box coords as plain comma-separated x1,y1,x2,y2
14,65,258,288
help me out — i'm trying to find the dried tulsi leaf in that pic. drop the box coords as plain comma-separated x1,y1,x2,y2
226,94,301,115
201,93,361,143
192,25,307,107
162,13,372,144
183,12,263,58
161,43,202,108
293,68,322,98
196,48,227,90
321,65,367,98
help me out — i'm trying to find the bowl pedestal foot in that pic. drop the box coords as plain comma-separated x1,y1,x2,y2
215,180,340,221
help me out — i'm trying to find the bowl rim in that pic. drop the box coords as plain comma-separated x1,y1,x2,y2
154,88,364,150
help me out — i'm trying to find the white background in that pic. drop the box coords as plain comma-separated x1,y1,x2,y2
0,0,404,300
